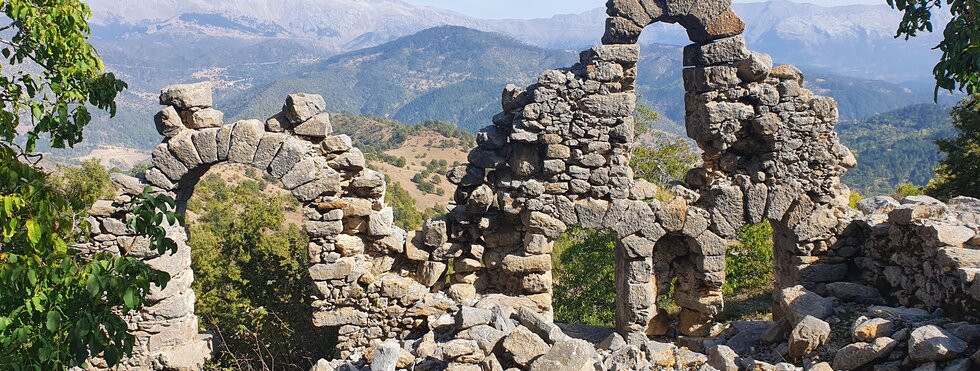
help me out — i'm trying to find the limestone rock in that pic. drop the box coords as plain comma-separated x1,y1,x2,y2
370,341,400,371
788,315,830,359
707,345,739,371
502,326,549,366
909,325,968,362
857,196,901,215
181,107,223,129
852,317,895,342
528,338,595,371
777,285,834,324
284,93,326,124
832,337,898,370
154,106,184,137
456,307,493,330
159,83,211,108
294,112,332,138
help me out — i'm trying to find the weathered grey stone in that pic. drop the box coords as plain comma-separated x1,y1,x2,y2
683,36,749,66
294,112,331,138
154,106,184,138
909,325,968,362
707,345,739,371
269,138,309,178
826,282,883,304
284,93,326,124
528,338,595,371
280,157,320,190
181,108,223,129
417,261,446,287
857,196,901,215
456,307,493,330
735,51,773,82
621,235,655,259
788,315,830,359
308,258,356,281
832,337,898,371
191,128,219,164
265,111,290,132
321,135,352,154
777,285,834,324
167,131,202,169
502,326,549,366
151,144,188,181
252,133,288,170
370,341,400,371
159,83,212,108
227,120,265,164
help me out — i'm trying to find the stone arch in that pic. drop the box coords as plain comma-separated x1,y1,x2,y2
82,1,859,366
605,0,857,339
409,0,857,346
84,84,432,367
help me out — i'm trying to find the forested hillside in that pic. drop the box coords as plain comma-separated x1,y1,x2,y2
839,104,955,195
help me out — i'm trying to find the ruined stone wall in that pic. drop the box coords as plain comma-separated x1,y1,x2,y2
79,1,980,370
845,195,980,315
80,175,211,370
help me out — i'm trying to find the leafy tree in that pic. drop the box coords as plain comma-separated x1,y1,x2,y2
894,181,925,199
552,228,617,327
926,97,980,198
386,180,425,231
0,1,177,368
724,222,774,297
51,159,115,211
887,0,979,96
187,174,329,370
630,103,700,186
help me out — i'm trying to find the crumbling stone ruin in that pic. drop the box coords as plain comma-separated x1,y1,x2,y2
79,0,980,370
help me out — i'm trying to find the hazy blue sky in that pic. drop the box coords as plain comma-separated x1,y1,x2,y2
404,0,884,19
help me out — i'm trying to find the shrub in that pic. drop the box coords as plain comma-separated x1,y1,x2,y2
552,228,617,327
724,222,774,297
188,174,329,370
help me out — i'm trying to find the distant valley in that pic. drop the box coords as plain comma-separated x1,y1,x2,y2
37,0,963,197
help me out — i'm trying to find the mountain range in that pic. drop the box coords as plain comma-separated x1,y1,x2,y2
34,0,962,195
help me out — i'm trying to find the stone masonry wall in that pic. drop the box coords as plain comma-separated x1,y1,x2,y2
847,195,980,315
80,1,980,370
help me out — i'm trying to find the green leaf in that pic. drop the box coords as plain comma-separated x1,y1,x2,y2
122,287,137,310
45,311,60,332
25,219,41,244
0,316,11,331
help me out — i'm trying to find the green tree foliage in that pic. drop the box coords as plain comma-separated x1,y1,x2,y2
0,149,179,368
838,103,954,195
50,160,115,211
631,133,700,186
724,222,775,297
552,228,617,327
187,174,328,370
0,0,177,368
630,103,700,186
894,181,925,199
926,97,980,199
887,0,979,96
0,0,126,150
387,180,426,231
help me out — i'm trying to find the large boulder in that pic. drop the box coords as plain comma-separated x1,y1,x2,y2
788,315,830,359
832,337,898,370
909,325,968,362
